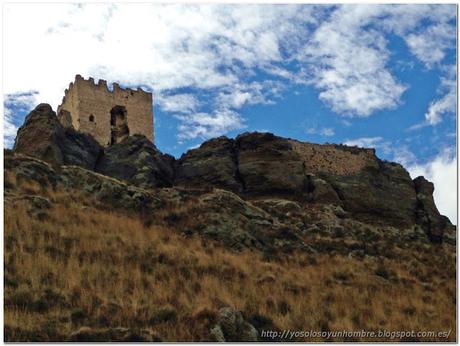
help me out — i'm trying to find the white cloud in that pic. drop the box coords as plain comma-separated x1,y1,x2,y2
215,81,283,110
307,127,335,137
176,109,245,141
425,66,456,125
343,136,383,148
405,149,457,224
320,128,335,137
4,91,39,147
299,5,407,116
298,4,455,117
3,4,312,141
156,94,199,114
3,4,456,143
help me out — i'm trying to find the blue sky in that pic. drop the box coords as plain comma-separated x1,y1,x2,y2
3,4,457,222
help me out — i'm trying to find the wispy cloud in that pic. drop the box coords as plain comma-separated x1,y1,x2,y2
4,91,39,147
300,5,407,117
425,66,456,125
307,127,335,137
3,4,456,142
176,109,245,142
343,136,384,148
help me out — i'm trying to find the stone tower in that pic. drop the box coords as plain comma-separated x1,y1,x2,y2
57,75,154,147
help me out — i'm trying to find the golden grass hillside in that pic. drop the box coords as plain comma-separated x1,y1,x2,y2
4,165,456,342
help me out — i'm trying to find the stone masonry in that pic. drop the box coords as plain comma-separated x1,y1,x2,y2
57,75,153,147
289,140,379,176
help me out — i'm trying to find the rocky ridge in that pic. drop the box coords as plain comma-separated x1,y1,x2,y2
12,103,455,247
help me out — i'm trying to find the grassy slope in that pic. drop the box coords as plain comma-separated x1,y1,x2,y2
4,172,456,341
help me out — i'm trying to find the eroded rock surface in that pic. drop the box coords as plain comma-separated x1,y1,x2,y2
14,104,102,170
96,134,175,188
177,132,453,241
175,136,241,191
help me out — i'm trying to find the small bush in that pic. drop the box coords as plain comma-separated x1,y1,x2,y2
71,308,88,325
375,266,391,280
150,306,178,324
32,297,50,313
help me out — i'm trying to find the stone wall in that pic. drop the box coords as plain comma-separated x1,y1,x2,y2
57,75,153,147
289,140,379,175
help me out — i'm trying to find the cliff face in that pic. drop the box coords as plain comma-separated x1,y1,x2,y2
175,132,453,241
12,104,455,245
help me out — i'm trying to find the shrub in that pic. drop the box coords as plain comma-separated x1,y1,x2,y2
375,266,391,280
71,308,88,325
150,306,178,324
33,297,50,313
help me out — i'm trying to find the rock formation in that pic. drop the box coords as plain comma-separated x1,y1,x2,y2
95,134,175,188
14,104,102,170
10,103,455,245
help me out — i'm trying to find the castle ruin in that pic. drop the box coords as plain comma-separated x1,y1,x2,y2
57,75,153,147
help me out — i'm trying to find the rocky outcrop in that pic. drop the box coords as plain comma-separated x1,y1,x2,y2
177,132,451,237
210,307,258,342
13,104,174,189
95,134,175,188
175,136,242,191
4,152,453,254
414,176,454,243
192,189,305,252
5,152,159,212
320,161,418,229
10,104,454,244
235,132,307,195
14,104,102,170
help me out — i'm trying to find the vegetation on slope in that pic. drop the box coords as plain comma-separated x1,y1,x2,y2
4,168,456,341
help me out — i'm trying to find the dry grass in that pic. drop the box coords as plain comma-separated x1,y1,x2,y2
4,175,456,341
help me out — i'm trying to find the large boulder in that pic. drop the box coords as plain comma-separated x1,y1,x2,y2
13,104,102,170
176,136,242,191
95,135,175,188
210,307,258,342
236,132,307,195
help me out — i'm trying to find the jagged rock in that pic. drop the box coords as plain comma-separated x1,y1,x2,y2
61,166,160,211
253,199,302,215
210,307,258,342
5,153,160,212
414,176,453,243
196,189,275,250
176,136,242,191
67,327,161,342
307,176,341,204
321,161,418,229
236,132,307,195
13,104,102,170
4,153,60,189
178,132,441,233
9,107,455,245
96,134,175,188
